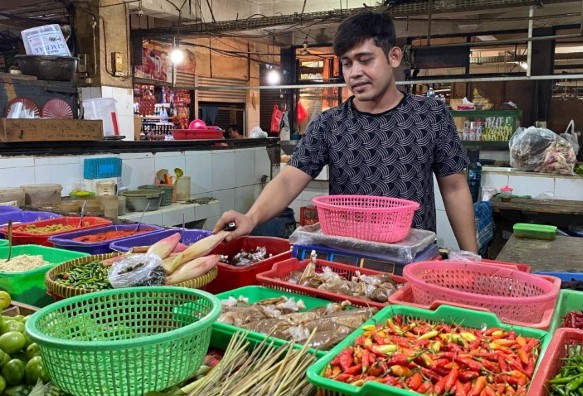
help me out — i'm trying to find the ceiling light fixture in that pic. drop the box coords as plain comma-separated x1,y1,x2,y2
170,37,184,64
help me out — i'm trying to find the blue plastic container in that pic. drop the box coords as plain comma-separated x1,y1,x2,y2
0,211,62,237
535,272,583,281
0,206,22,225
109,228,212,253
48,224,163,254
292,242,440,275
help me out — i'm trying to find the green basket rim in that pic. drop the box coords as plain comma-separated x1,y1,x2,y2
0,244,88,277
25,286,221,351
306,304,551,396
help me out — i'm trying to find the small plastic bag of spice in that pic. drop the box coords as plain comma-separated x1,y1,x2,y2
108,253,165,288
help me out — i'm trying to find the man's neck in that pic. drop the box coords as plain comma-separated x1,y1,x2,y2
353,89,404,114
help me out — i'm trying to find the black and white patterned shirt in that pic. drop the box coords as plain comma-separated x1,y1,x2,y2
288,94,469,232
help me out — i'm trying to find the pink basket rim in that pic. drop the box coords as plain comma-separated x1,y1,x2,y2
402,260,561,306
388,283,554,330
312,195,420,212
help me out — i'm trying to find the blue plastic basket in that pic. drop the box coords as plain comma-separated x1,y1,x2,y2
48,224,164,254
535,272,583,281
0,206,22,225
0,210,62,233
109,228,212,252
83,157,122,179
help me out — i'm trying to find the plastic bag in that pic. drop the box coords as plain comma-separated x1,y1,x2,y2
297,100,308,124
249,126,268,138
270,105,284,134
108,253,165,288
560,120,580,155
447,250,481,262
509,126,577,175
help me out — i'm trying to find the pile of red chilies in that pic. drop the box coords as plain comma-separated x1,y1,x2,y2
323,315,541,395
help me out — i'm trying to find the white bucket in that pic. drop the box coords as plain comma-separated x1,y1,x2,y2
83,98,120,137
21,24,71,56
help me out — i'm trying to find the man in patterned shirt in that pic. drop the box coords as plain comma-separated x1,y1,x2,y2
215,10,478,253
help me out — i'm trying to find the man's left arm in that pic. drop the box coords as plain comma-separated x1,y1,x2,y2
437,171,478,253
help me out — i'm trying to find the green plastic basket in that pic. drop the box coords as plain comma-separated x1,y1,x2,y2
0,239,7,247
212,286,360,358
25,286,221,396
0,244,88,307
548,289,583,334
138,185,174,206
307,304,551,396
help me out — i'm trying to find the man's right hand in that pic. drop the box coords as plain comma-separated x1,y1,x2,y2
212,210,256,241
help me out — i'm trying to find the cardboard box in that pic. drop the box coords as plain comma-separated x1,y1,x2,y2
0,118,103,142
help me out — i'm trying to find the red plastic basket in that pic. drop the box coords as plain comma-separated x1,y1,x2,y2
388,281,556,330
204,236,291,294
0,216,112,247
402,260,560,325
528,328,583,396
312,195,420,243
256,257,406,309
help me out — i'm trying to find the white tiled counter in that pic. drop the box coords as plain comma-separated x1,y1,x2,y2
118,201,220,229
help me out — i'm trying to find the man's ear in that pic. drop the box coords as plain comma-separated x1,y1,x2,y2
388,46,403,68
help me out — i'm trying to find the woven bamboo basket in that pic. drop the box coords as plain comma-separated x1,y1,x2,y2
45,252,218,300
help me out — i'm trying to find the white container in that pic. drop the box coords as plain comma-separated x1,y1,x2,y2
21,24,71,56
83,98,120,137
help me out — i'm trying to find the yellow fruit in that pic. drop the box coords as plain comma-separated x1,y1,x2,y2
0,292,11,311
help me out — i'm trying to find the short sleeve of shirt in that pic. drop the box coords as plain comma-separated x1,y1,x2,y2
432,104,470,177
287,116,328,178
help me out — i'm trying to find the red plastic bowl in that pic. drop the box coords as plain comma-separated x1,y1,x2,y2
188,119,207,129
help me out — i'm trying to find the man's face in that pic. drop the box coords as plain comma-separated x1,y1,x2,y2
228,129,237,138
340,38,402,104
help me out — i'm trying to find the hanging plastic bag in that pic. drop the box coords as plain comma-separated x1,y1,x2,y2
270,105,284,134
560,119,580,155
297,100,308,124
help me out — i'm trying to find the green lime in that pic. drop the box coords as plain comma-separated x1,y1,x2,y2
0,350,9,368
174,167,184,178
2,359,25,385
0,332,26,355
25,357,44,385
0,375,6,394
11,316,25,323
24,344,39,361
1,321,25,335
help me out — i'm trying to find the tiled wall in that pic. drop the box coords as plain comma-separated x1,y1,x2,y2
0,147,273,230
80,86,135,141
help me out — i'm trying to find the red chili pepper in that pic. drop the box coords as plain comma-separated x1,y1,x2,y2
417,381,434,394
455,357,482,372
483,385,496,396
525,355,535,377
361,350,371,373
433,374,448,395
459,370,480,382
379,375,401,386
455,380,468,396
372,334,387,345
386,354,410,367
344,364,362,376
517,349,529,365
481,359,499,373
507,330,516,340
407,372,423,391
353,336,367,346
469,376,487,396
367,362,383,377
444,364,459,392
334,373,355,382
339,349,354,372
523,338,539,353
498,356,509,372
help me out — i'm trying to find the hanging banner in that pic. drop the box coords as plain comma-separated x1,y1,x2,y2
135,41,195,82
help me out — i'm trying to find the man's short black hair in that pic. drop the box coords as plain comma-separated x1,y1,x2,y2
228,124,240,132
333,10,397,58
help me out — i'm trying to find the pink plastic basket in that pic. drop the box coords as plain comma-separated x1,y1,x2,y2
311,195,420,243
402,260,560,325
527,328,583,396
